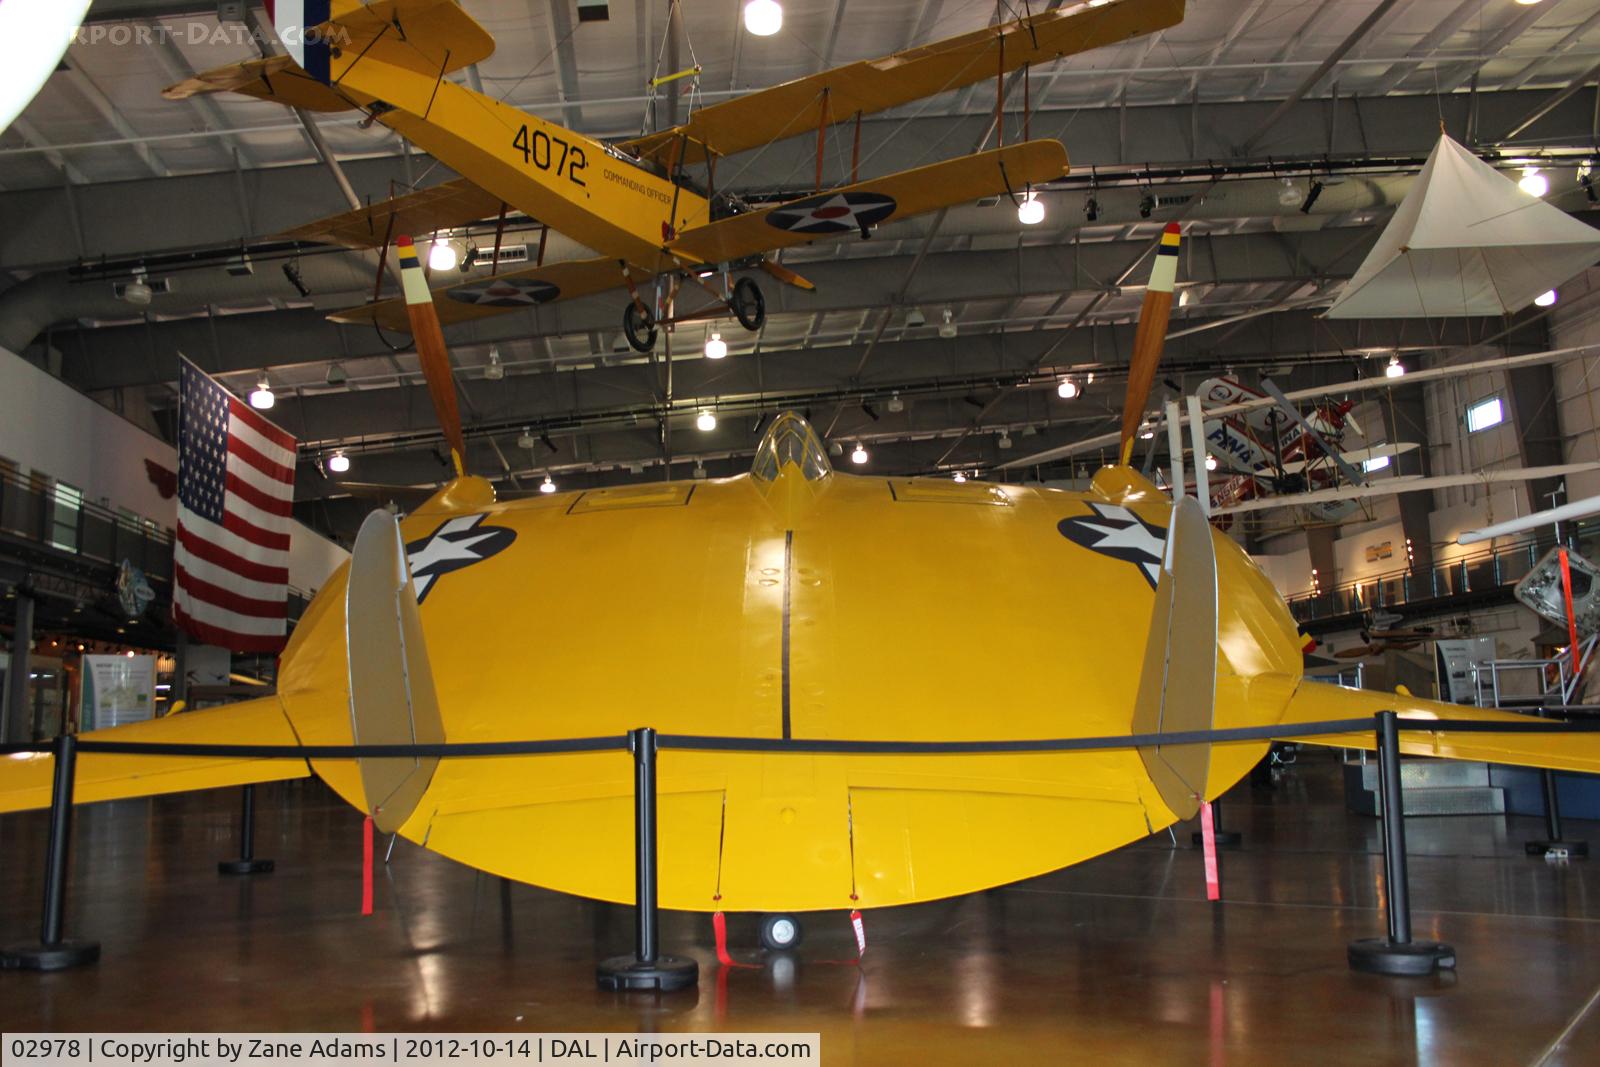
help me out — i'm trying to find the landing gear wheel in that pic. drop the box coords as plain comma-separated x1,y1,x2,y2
759,913,802,951
623,302,657,353
732,277,766,332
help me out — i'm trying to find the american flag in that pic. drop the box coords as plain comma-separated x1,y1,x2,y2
174,357,297,652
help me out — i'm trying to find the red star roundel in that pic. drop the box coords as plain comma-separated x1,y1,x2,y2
767,191,897,235
446,277,562,307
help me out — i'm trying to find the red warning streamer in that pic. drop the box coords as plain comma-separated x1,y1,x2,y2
1200,802,1221,902
362,816,375,916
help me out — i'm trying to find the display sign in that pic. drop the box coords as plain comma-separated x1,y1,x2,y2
82,654,156,730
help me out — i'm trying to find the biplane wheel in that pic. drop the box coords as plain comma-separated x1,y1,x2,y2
731,277,766,332
759,913,802,951
623,303,657,353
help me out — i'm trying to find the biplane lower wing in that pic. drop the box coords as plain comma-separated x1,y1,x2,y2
667,140,1070,264
283,178,509,250
0,697,310,815
162,54,351,112
328,255,640,332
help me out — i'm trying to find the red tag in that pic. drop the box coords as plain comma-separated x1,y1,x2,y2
850,909,866,957
712,912,760,969
361,816,375,916
1200,802,1220,902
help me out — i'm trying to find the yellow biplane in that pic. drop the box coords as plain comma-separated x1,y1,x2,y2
7,0,1600,980
162,0,1187,350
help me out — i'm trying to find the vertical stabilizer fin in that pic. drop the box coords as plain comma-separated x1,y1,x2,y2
346,508,445,832
1132,495,1219,820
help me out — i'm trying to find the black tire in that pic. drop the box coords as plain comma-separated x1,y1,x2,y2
759,913,802,951
623,302,657,353
731,277,766,332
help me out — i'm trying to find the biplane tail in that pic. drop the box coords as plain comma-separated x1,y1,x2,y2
163,0,494,110
0,697,310,815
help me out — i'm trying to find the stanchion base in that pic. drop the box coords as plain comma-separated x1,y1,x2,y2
1,939,101,971
217,859,275,875
1348,938,1455,976
1192,830,1243,848
1525,840,1588,858
596,954,698,992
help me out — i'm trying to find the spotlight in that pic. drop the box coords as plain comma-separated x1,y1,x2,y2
1300,179,1324,215
743,0,782,35
952,471,967,483
886,392,904,413
429,239,459,271
697,410,717,432
460,246,482,272
539,475,557,494
938,308,957,339
1536,289,1558,308
1139,420,1155,440
327,451,350,473
121,274,153,306
484,345,505,380
1017,189,1044,225
1083,194,1100,222
518,427,537,450
282,260,310,297
540,433,557,453
1385,354,1405,378
1582,168,1597,204
693,462,707,479
861,403,880,421
998,430,1013,450
850,443,868,464
249,379,275,410
828,440,844,456
1519,167,1548,198
705,331,727,359
1204,453,1217,472
1138,189,1156,218
1057,378,1079,399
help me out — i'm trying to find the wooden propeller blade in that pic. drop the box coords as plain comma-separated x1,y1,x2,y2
1118,223,1182,465
396,235,468,476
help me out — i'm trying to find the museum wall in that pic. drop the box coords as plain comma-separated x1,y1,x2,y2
1553,267,1600,501
0,346,348,593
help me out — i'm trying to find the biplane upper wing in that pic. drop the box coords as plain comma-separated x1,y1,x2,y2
162,54,352,112
283,178,508,250
619,0,1184,170
327,254,640,332
668,140,1069,264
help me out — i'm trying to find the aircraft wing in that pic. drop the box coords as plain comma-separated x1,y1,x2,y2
668,140,1069,264
327,255,639,332
619,0,1184,169
0,697,310,815
1275,442,1420,476
1212,462,1600,517
283,179,507,250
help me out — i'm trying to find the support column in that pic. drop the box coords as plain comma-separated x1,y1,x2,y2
218,784,275,875
1525,769,1589,858
4,589,35,744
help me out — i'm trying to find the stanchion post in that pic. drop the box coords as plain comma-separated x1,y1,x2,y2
1,733,100,971
1348,711,1454,976
1525,769,1588,858
597,727,697,991
218,784,275,875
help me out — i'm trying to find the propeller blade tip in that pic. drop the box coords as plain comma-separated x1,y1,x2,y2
1163,222,1181,235
396,234,415,248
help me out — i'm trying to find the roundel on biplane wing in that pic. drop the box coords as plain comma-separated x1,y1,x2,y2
446,276,561,307
766,191,897,235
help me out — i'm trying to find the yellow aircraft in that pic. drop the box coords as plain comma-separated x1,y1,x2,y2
162,0,1187,350
7,0,1600,970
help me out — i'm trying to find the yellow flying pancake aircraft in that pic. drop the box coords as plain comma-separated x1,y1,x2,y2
8,0,1600,959
161,0,1188,350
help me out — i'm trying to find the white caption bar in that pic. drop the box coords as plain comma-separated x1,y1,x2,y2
2,1034,821,1067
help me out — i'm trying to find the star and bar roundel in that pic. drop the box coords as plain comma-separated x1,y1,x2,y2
766,191,898,235
446,277,562,307
1057,503,1169,590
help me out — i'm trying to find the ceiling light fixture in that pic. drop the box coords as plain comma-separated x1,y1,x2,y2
121,273,154,306
1300,178,1324,214
998,430,1013,449
1204,453,1217,472
938,308,958,339
248,379,275,410
705,331,727,359
1083,193,1100,222
325,363,348,385
539,475,557,494
886,392,904,413
697,410,718,432
1138,189,1156,219
428,239,459,271
743,0,782,36
952,470,967,483
1385,354,1405,378
1017,188,1045,226
850,443,869,464
1519,167,1549,198
1057,378,1080,399
327,452,350,473
905,308,927,328
1535,289,1559,308
485,345,505,380
518,426,537,450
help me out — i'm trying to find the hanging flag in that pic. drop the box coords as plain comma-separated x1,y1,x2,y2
173,356,296,652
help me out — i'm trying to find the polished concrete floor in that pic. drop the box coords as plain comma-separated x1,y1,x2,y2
3,752,1600,1065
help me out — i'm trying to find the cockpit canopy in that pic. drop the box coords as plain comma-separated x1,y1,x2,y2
750,412,833,483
